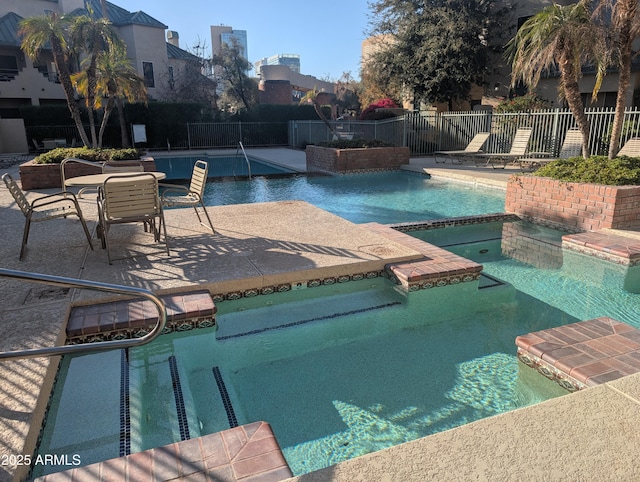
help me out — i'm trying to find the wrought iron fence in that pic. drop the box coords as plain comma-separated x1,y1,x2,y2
290,108,640,156
25,108,640,156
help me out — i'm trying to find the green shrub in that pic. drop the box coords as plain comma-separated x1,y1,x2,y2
317,139,395,148
534,155,640,185
34,147,143,164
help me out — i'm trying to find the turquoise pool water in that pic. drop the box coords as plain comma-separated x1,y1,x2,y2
36,218,640,477
201,172,506,224
154,155,294,180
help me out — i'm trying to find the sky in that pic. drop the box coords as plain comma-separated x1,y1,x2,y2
112,0,371,81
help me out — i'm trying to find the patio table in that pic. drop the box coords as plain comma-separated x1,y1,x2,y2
64,171,166,189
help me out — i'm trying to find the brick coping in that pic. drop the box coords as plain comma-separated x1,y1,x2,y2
516,317,640,392
562,230,640,266
33,421,292,482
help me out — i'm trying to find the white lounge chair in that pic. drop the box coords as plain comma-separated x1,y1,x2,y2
434,132,490,164
474,127,533,169
518,128,583,171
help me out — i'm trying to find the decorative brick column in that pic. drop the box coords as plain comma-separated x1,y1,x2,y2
506,175,640,231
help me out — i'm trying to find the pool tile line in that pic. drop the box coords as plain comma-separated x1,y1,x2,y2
216,301,402,341
390,213,520,232
212,367,239,428
168,355,191,441
120,348,131,456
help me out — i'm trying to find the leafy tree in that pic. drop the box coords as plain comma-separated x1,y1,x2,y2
594,0,640,158
72,44,147,147
70,10,124,147
211,39,257,111
367,0,512,110
507,0,607,158
19,12,91,147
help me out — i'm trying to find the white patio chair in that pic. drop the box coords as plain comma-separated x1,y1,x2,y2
97,173,169,264
2,173,93,260
161,160,215,233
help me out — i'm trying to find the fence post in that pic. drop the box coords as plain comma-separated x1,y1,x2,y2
187,123,191,150
239,121,243,145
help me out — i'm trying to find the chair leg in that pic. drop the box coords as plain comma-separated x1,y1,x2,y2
159,211,170,255
70,198,94,250
197,201,215,233
20,217,32,261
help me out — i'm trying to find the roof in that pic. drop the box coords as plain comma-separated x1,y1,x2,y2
0,12,23,47
74,0,168,29
166,42,200,61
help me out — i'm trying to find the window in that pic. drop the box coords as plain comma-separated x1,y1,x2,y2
142,62,155,88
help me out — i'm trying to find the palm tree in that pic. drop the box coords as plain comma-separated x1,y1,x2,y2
70,11,123,148
507,1,606,158
299,87,338,138
19,12,92,148
72,45,147,147
594,0,640,158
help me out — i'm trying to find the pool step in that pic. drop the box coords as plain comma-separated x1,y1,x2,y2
66,290,216,343
362,223,483,291
516,317,640,392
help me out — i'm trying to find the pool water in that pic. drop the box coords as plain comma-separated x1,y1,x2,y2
153,155,294,180
201,172,506,224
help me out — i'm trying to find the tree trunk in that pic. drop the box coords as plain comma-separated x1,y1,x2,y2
560,55,590,158
98,97,115,147
51,37,91,147
608,11,634,159
117,97,131,147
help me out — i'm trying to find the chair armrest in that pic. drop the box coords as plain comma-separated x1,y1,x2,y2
160,185,191,198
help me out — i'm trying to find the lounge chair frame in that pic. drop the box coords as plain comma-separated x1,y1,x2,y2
434,132,490,164
474,127,533,169
2,173,93,260
518,128,583,171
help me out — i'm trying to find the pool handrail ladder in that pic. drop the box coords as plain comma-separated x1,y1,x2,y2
236,141,252,179
0,268,167,360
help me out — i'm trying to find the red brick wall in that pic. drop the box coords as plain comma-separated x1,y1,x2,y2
506,176,640,231
306,146,410,173
19,159,157,190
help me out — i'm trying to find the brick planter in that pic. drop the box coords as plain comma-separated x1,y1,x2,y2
305,145,410,173
506,175,640,232
18,158,157,190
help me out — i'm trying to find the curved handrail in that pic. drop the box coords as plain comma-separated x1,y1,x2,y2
0,268,167,360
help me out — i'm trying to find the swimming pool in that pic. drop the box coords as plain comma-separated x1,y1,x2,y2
153,154,295,180
34,219,639,478
201,172,506,224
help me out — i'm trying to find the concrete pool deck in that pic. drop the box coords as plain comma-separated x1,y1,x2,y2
1,148,640,481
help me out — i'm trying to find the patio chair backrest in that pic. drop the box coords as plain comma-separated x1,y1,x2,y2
189,160,209,198
617,138,640,157
464,132,490,153
101,173,160,222
508,128,533,155
102,161,144,173
559,129,583,158
3,173,31,217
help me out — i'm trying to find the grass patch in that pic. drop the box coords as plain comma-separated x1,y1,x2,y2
534,155,640,185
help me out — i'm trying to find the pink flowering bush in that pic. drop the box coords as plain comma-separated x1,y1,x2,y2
359,98,401,120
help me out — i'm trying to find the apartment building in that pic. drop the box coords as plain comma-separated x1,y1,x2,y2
0,0,200,118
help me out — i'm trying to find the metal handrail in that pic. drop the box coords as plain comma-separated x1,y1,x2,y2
0,268,167,361
236,141,252,179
